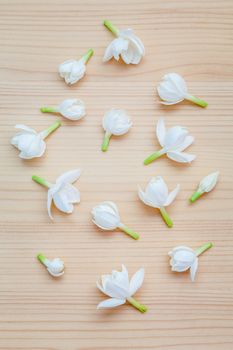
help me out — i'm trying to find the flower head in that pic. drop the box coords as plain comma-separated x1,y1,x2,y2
144,118,196,165
101,109,132,151
169,242,213,282
103,20,145,65
41,99,86,121
59,48,93,85
92,201,139,239
32,169,81,220
11,121,61,159
138,176,180,227
190,171,219,202
37,254,64,277
97,264,147,312
157,73,208,108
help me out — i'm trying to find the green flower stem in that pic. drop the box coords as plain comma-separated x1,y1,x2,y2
103,20,119,36
82,48,94,64
101,132,112,152
159,207,173,228
195,242,213,257
185,94,208,108
40,106,57,113
189,190,203,203
32,175,51,188
41,120,61,139
144,150,163,165
37,253,48,266
127,297,147,313
118,223,140,240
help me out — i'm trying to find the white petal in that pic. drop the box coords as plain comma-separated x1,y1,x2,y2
129,268,144,296
164,126,188,150
167,151,196,163
15,124,37,134
97,298,125,309
47,189,54,220
164,184,180,207
190,258,198,282
156,118,166,147
145,176,168,207
175,136,194,152
104,280,128,299
138,187,160,208
56,169,81,184
53,191,73,214
160,99,184,105
61,184,80,203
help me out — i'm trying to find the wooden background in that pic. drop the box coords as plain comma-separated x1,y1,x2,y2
0,0,233,349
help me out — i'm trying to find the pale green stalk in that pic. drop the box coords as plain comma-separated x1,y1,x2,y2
103,20,119,36
101,132,112,152
195,242,213,257
127,297,147,313
144,149,164,165
82,48,94,64
40,120,61,139
40,106,57,113
189,190,203,203
32,175,52,188
159,207,173,228
118,223,140,240
185,94,208,108
37,253,48,266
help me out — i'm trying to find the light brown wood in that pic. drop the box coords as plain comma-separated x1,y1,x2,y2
0,0,233,349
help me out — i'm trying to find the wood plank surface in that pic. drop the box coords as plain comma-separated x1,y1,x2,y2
0,0,233,349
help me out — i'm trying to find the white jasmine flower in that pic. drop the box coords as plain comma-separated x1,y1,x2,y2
103,20,145,65
144,118,196,165
37,253,64,277
92,201,139,240
97,264,147,312
59,48,94,85
101,109,132,151
32,169,81,220
157,73,208,108
168,242,213,282
40,99,85,121
190,171,219,203
11,121,61,160
138,176,180,228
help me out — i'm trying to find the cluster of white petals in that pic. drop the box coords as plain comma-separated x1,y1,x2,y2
59,49,93,85
138,176,179,227
37,254,65,277
11,122,61,160
169,246,198,282
32,169,81,220
41,99,86,121
144,118,195,164
92,201,139,239
157,73,208,108
101,109,132,151
104,28,145,65
97,264,146,312
169,243,213,282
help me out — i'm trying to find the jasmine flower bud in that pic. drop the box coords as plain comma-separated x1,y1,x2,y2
92,201,140,240
190,171,219,203
11,121,61,159
157,73,208,108
37,253,64,277
97,264,147,312
138,176,180,227
101,109,132,151
59,48,94,85
40,99,85,121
